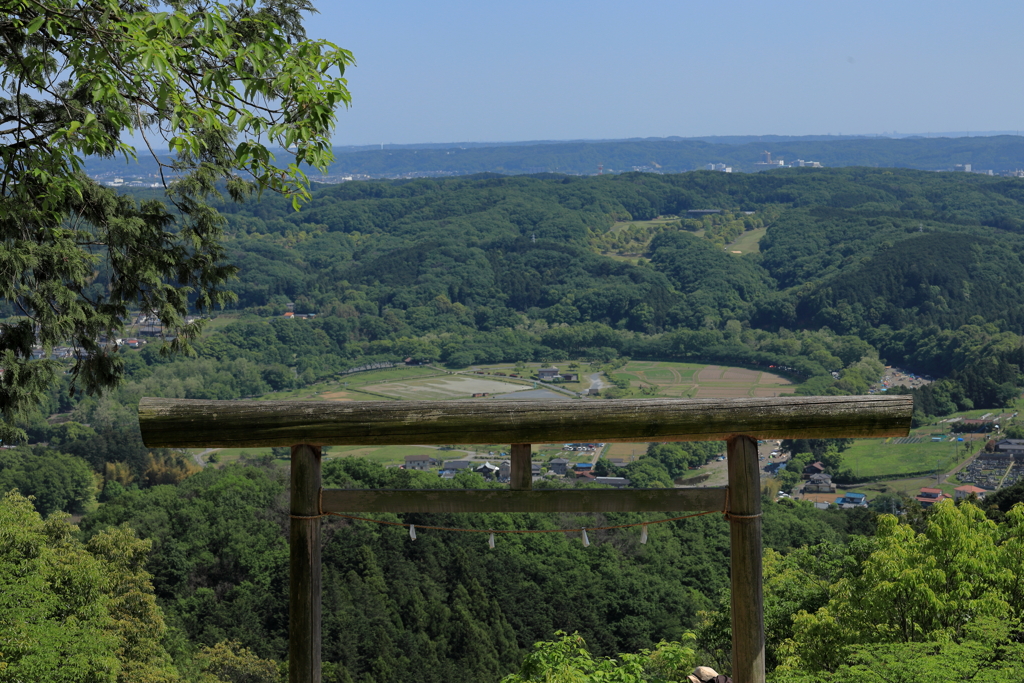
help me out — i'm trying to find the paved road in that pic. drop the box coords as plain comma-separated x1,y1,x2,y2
192,448,219,468
588,372,604,392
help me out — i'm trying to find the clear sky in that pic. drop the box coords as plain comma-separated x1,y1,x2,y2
306,0,1023,146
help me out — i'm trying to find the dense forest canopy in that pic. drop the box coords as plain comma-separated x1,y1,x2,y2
12,166,1024,486
150,167,1024,420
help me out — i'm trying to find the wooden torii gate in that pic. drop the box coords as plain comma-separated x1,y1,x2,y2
139,394,912,683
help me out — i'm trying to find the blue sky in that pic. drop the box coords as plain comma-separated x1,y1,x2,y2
306,0,1023,145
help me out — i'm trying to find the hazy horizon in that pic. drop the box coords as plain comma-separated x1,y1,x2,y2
298,0,1023,146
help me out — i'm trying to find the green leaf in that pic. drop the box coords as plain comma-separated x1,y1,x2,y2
26,15,45,35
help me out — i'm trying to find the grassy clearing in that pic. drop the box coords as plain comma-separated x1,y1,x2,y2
362,375,533,400
842,436,969,479
726,227,767,254
200,313,256,334
603,442,649,462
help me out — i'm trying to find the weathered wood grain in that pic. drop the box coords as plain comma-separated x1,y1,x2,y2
728,435,765,683
321,486,727,514
510,443,531,490
138,395,913,448
289,445,322,683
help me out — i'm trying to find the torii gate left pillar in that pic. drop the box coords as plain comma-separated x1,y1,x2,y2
290,444,322,682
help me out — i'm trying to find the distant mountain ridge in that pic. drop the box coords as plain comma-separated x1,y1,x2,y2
84,134,1024,180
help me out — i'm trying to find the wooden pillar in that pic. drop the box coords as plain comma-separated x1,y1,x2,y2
727,435,765,683
511,443,532,490
290,444,322,683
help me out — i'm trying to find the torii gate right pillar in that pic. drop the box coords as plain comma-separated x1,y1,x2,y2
728,435,764,683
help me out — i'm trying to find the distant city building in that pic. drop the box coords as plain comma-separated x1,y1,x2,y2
753,152,785,171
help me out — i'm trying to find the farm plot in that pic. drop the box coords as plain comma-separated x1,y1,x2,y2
841,438,961,479
613,360,795,399
360,375,531,400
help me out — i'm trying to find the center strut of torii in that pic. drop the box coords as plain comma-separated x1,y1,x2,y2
139,394,913,683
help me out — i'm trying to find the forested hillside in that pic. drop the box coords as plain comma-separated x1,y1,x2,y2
8,167,1024,681
182,167,1024,418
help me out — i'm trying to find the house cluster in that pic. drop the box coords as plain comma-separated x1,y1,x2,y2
537,367,579,382
404,452,631,488
914,485,987,508
30,346,77,360
799,460,869,508
282,302,316,320
563,442,602,454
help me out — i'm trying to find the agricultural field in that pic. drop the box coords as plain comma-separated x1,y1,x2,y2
726,227,767,254
840,434,972,479
611,360,797,398
602,442,647,462
359,374,532,400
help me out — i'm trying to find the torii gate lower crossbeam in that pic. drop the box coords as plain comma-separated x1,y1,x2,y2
139,394,913,683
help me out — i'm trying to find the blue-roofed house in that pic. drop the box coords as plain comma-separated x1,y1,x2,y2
834,492,868,508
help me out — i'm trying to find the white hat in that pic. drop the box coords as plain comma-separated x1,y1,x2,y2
692,666,720,682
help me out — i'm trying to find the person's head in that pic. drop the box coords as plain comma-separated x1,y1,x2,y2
688,666,720,683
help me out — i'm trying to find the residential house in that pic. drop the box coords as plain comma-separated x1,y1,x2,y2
804,472,836,494
475,462,499,479
559,372,579,382
404,454,440,471
802,461,826,479
834,492,868,508
954,484,987,501
574,463,594,473
549,458,570,475
439,460,473,475
916,487,952,508
995,439,1024,457
537,367,560,380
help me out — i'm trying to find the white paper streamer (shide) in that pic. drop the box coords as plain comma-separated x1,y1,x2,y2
640,525,648,545
409,525,417,541
488,532,495,549
581,528,590,547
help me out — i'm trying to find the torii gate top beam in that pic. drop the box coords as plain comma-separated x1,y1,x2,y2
137,393,912,683
138,394,912,448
